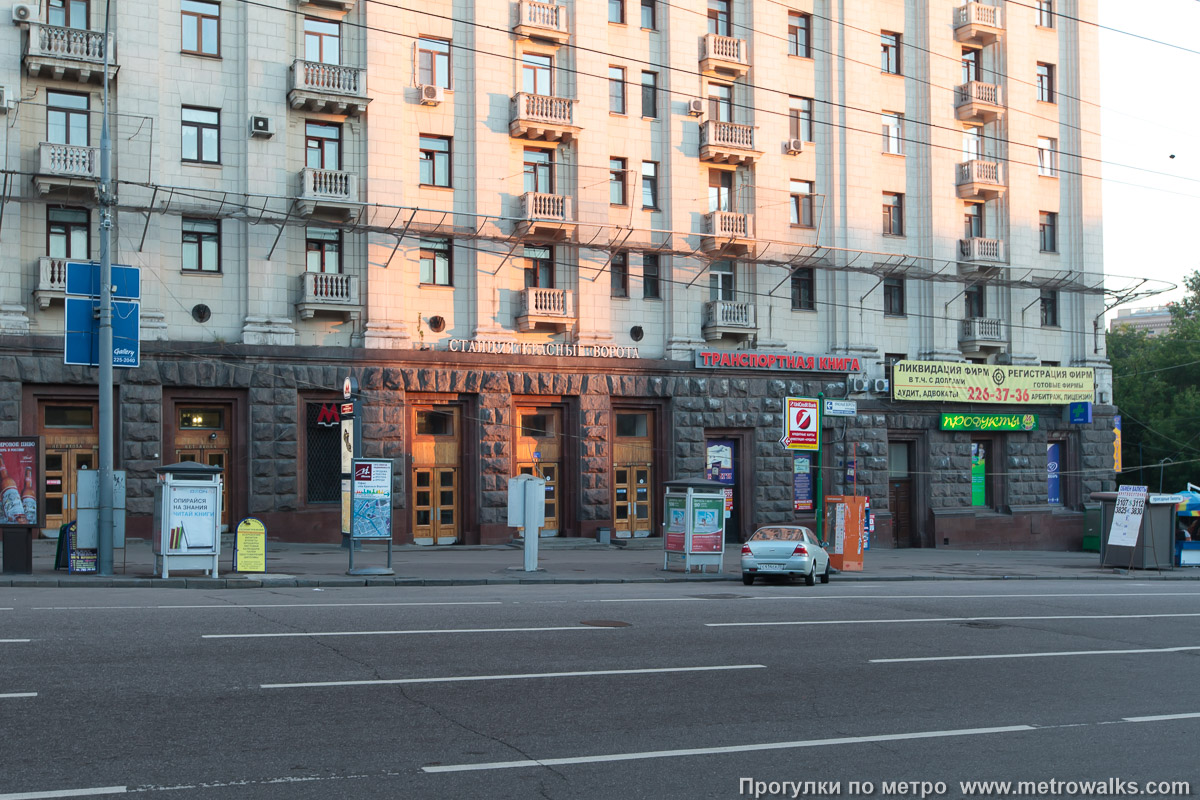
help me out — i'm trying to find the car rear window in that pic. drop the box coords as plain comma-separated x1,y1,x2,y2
750,528,805,541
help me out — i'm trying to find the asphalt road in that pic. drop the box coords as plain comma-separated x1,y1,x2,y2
2,580,1198,799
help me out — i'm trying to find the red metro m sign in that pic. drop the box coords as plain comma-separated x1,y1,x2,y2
783,397,820,450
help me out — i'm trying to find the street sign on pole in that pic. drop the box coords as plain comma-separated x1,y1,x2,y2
65,261,140,300
64,297,140,368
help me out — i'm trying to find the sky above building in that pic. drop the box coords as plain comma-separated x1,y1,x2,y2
1099,0,1200,315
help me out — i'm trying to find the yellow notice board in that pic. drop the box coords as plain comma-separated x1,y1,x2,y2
234,517,267,573
892,361,1094,405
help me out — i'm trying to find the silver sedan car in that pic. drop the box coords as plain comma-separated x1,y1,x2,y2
741,525,831,586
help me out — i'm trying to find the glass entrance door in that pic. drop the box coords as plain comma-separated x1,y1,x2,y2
515,407,563,536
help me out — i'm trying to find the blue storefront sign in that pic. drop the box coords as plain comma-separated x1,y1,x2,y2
64,297,141,368
1068,402,1093,424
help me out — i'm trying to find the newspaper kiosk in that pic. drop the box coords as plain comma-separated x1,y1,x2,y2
154,462,223,578
662,478,727,574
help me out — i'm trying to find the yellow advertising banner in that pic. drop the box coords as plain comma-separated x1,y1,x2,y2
892,361,1094,405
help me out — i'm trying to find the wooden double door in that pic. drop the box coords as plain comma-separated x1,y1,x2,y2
613,410,655,538
174,405,233,530
38,401,99,534
516,406,562,536
411,404,461,545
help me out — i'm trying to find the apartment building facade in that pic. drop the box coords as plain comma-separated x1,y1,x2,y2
0,0,1115,549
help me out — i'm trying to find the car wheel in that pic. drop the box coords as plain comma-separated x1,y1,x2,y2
742,574,755,586
804,563,816,586
820,561,831,584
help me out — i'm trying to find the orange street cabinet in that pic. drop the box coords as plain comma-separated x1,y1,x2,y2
824,495,865,571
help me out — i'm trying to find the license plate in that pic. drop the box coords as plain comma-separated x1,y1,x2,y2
757,563,785,571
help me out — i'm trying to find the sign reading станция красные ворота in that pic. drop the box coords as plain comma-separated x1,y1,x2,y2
892,361,1094,405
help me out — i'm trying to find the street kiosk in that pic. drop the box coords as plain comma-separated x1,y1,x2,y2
824,494,866,572
153,462,223,578
662,478,727,574
1093,490,1176,570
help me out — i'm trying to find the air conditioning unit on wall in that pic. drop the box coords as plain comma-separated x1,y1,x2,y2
874,378,891,394
849,377,869,392
12,4,35,23
420,84,444,106
687,98,705,116
785,138,804,155
249,116,274,138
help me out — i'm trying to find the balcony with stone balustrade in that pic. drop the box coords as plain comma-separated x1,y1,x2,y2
297,0,355,10
959,316,1008,355
509,93,579,142
956,160,1007,201
23,22,116,84
34,142,99,196
699,33,749,78
34,257,69,309
297,168,360,218
953,3,1004,46
296,272,360,321
701,211,756,257
516,287,576,333
957,237,1007,279
514,192,575,240
287,59,370,116
513,1,569,44
701,300,758,342
954,81,1005,125
699,120,761,165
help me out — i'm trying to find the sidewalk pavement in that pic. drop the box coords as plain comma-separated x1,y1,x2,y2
2,535,1197,589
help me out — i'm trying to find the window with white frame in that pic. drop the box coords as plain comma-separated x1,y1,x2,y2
790,96,813,142
882,112,903,155
1037,137,1058,177
790,180,814,228
1036,0,1054,28
710,260,735,302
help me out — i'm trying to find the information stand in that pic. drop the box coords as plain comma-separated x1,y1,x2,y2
153,462,223,578
662,478,727,574
233,517,267,573
824,495,865,572
347,459,394,576
0,436,42,575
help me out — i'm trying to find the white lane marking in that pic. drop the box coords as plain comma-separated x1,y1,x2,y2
595,598,704,603
1124,712,1200,723
708,612,1200,628
750,592,1200,601
262,664,765,690
422,725,1036,773
0,788,126,799
0,693,37,699
0,639,31,643
203,625,612,639
32,602,502,611
872,645,1200,663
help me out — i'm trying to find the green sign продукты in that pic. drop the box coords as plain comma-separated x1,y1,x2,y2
940,413,1038,432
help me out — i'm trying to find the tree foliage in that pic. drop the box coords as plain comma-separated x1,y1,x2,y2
1110,270,1200,491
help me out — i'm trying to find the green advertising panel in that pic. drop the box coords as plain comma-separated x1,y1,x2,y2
971,443,987,506
941,413,1038,432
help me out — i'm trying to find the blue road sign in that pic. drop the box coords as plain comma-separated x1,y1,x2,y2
64,297,140,368
65,261,140,300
